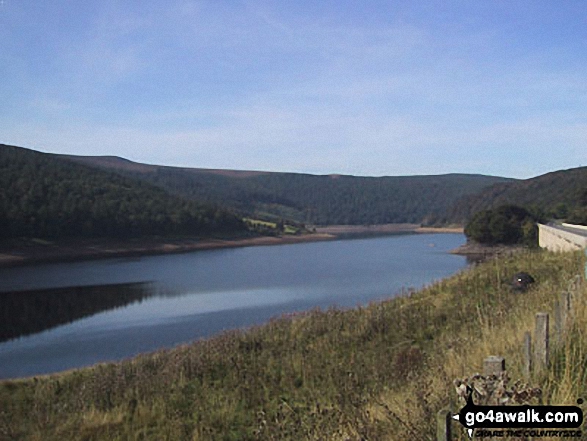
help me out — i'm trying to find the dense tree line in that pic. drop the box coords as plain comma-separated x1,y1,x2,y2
0,145,246,240
10,144,585,231
446,167,587,225
564,189,587,225
67,154,511,225
130,170,512,225
464,205,540,246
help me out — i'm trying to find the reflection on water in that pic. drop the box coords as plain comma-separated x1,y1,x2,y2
0,282,155,343
0,233,468,378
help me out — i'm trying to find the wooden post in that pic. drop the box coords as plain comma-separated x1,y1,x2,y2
554,298,562,345
562,291,572,319
437,409,452,441
555,292,572,345
483,356,505,376
534,313,549,373
482,357,505,441
523,332,532,378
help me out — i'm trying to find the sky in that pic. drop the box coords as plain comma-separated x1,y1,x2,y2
1,1,586,179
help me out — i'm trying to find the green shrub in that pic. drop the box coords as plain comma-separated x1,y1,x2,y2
464,205,539,245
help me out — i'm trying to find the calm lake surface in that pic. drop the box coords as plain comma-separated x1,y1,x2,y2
0,233,467,379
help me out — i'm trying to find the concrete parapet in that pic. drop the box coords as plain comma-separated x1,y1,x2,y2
562,223,587,231
538,224,587,252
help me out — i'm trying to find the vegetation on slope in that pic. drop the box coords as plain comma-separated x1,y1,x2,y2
447,166,587,225
464,205,540,246
0,145,246,240
566,194,587,226
1,250,584,440
65,153,512,226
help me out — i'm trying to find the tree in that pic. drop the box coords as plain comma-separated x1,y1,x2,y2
567,207,587,226
463,210,492,244
465,205,538,246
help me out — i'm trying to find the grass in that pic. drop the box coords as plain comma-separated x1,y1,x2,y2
0,249,585,440
243,218,277,229
283,225,300,235
244,217,302,235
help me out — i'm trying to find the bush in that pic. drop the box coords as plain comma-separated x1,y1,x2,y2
464,205,538,246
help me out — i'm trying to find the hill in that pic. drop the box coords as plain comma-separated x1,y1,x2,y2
446,166,587,223
64,154,513,226
0,144,246,240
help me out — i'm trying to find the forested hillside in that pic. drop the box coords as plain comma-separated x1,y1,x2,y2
0,145,246,240
446,166,587,224
65,155,513,225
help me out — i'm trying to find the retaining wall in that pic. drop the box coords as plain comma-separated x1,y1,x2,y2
538,223,587,252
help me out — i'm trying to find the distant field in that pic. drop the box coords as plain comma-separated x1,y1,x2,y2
244,218,277,228
314,223,463,235
244,218,302,235
314,223,420,235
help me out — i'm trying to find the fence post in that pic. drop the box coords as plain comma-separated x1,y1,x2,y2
554,298,562,345
437,409,452,441
555,292,572,344
562,291,572,315
523,332,532,378
483,356,505,376
534,313,549,373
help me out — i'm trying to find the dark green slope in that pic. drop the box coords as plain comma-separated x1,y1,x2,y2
65,155,513,225
0,144,246,240
446,166,587,223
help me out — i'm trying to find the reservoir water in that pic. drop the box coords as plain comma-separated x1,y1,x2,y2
0,233,467,379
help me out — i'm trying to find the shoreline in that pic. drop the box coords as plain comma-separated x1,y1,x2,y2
314,223,463,235
0,224,464,268
450,241,528,257
0,234,337,268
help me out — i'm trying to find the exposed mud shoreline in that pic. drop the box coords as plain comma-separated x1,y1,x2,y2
315,224,463,235
0,224,464,268
0,234,336,268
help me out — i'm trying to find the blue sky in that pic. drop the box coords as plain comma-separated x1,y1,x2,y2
1,1,585,178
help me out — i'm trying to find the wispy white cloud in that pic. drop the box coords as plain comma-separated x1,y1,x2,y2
1,0,586,178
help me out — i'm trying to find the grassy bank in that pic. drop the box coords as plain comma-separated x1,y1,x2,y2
0,250,585,440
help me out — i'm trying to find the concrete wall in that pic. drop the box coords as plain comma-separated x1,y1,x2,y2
562,223,587,232
538,224,587,252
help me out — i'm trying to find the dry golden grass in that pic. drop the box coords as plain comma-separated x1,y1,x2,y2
378,251,586,440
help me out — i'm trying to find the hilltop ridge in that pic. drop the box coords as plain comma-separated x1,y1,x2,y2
4,142,585,237
445,166,587,224
58,148,513,226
